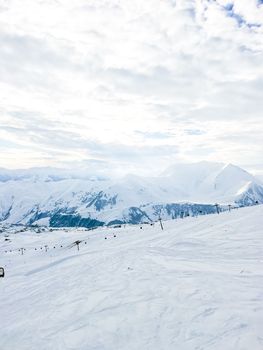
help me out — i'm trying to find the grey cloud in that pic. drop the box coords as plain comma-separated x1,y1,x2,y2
0,32,72,90
1,109,179,163
0,0,263,173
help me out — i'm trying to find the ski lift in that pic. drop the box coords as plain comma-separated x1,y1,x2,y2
0,267,4,278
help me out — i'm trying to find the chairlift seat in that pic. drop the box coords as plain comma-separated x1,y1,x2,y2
0,267,4,278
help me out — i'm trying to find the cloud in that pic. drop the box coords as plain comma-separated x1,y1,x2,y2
0,0,263,175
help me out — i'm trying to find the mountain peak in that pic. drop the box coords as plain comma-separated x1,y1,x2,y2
1,161,262,227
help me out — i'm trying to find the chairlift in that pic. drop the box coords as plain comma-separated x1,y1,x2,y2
0,267,4,278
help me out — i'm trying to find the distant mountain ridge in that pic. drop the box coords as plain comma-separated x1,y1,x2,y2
0,162,262,227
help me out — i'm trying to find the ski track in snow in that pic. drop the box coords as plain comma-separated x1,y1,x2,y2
1,206,263,350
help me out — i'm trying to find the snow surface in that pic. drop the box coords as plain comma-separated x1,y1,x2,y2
1,205,263,349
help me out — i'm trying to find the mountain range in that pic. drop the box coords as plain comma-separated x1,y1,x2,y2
0,161,262,228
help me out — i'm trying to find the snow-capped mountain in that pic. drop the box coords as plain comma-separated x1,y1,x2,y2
0,161,262,227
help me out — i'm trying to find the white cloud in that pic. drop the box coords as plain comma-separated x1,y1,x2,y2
0,0,263,175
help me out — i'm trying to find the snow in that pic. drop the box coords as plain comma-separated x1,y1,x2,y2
1,161,263,226
1,205,263,349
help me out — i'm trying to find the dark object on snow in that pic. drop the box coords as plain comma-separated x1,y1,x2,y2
19,248,25,255
73,240,82,250
0,267,4,278
159,218,164,230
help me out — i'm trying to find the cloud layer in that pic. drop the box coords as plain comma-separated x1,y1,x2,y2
0,0,263,175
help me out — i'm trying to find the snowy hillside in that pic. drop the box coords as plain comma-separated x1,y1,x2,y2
1,205,263,349
0,162,263,227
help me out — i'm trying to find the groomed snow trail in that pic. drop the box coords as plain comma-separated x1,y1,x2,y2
1,206,263,350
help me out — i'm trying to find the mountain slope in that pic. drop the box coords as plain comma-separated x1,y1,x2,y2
0,162,262,227
1,205,263,349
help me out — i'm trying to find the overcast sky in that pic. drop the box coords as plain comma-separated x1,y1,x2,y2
0,0,263,176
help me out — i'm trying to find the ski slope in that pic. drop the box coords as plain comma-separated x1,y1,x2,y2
1,206,263,350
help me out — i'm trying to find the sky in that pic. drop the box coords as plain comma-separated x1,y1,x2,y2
0,0,263,176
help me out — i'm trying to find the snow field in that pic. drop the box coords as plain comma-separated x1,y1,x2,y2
1,206,263,350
